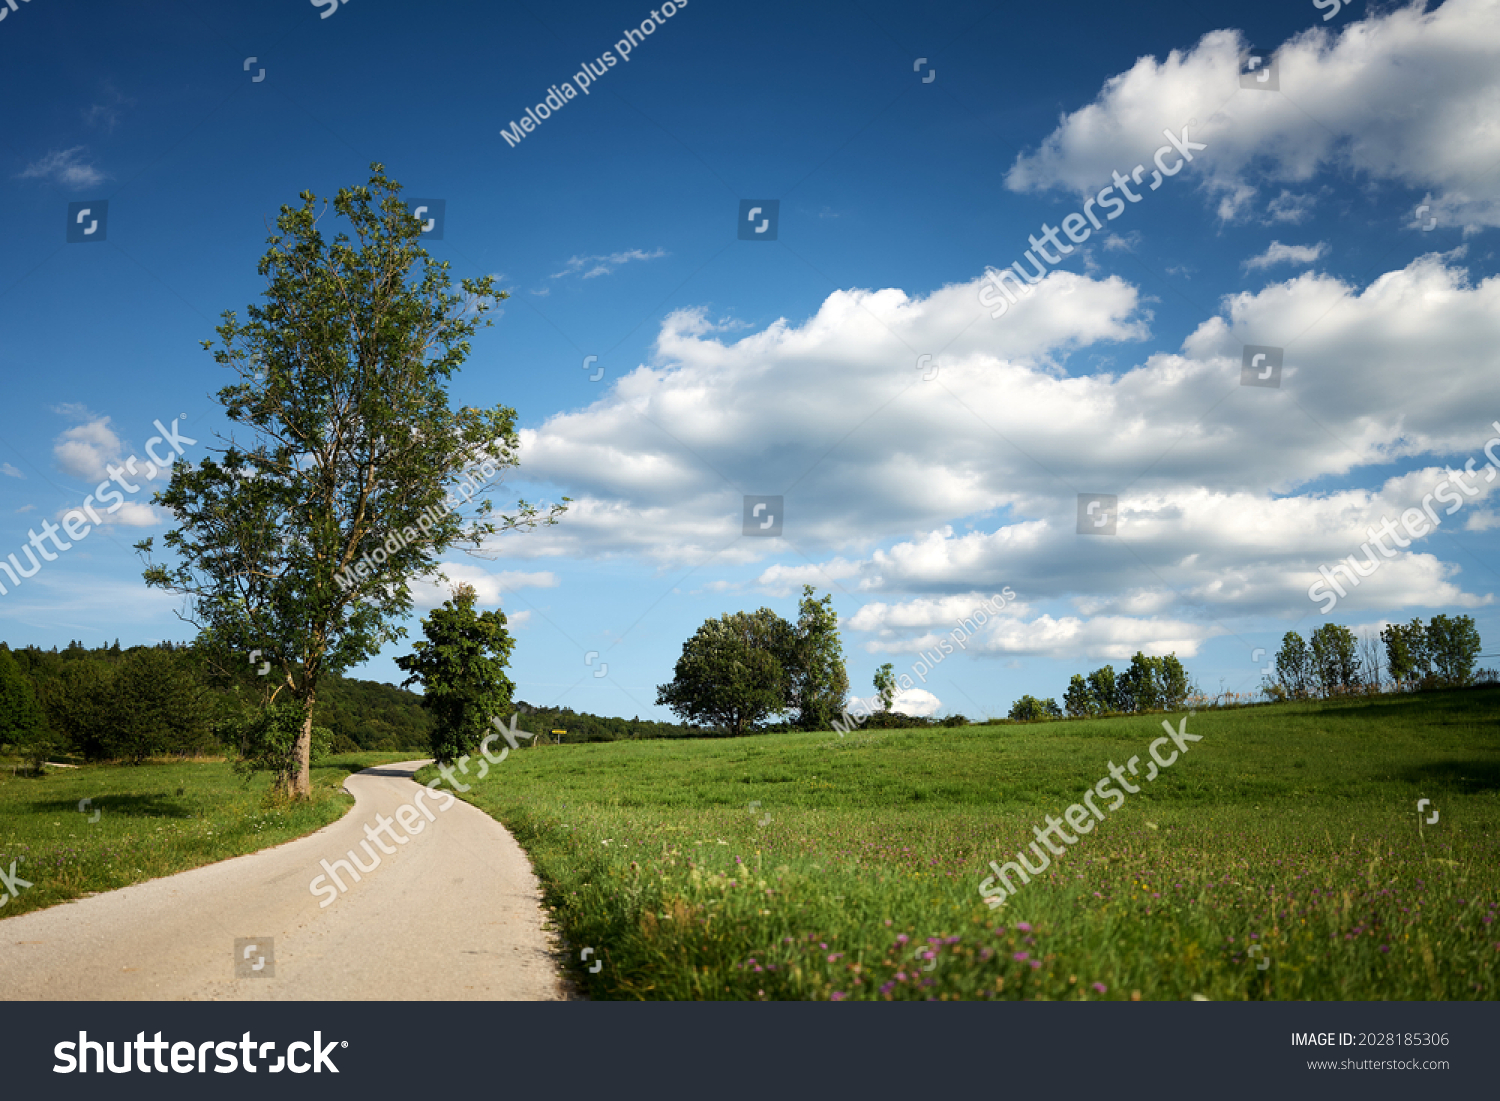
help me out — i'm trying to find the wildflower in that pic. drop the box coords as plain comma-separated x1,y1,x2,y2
1013,952,1029,962
831,992,847,1001
1015,922,1032,932
1092,982,1107,994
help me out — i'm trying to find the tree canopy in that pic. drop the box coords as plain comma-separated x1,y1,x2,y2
395,583,517,764
137,164,565,797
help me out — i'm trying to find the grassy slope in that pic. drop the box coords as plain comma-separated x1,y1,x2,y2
0,753,416,919
428,689,1500,1001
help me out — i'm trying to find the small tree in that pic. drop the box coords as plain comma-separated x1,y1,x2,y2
395,583,517,764
656,609,791,736
1426,614,1482,687
1275,631,1312,699
873,662,896,713
137,164,565,799
0,647,54,773
786,586,849,731
1008,695,1061,721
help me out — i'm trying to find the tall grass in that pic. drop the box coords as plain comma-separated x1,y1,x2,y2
434,688,1500,1000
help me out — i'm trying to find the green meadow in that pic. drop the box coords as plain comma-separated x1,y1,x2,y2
0,753,411,919
430,688,1500,1000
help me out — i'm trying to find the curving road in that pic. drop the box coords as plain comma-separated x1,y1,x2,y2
0,762,567,1000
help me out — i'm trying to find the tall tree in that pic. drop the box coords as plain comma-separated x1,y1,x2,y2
786,586,849,731
1086,665,1119,713
1275,631,1312,699
1063,673,1096,717
656,608,791,737
1309,623,1361,697
1118,652,1164,712
1382,619,1428,689
1157,654,1190,710
137,165,565,798
395,583,517,764
1426,614,1482,687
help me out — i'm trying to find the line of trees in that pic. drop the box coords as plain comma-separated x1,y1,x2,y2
1268,615,1485,700
1006,652,1191,721
0,639,438,772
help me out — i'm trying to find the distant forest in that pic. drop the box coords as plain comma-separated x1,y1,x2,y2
0,639,727,761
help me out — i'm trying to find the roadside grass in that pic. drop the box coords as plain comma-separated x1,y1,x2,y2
429,688,1500,1000
0,752,418,919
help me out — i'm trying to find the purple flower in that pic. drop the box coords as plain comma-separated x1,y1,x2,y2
831,992,847,1001
879,982,895,995
1016,922,1032,932
1092,982,1107,994
1029,960,1042,970
896,934,909,945
1013,952,1029,962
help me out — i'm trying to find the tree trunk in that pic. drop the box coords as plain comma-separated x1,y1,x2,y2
293,692,316,799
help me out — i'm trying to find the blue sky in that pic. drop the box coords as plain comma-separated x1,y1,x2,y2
2,0,1498,721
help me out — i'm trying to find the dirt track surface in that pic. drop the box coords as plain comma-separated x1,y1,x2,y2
0,761,567,1000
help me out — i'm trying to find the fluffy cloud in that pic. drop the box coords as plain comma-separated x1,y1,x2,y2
1005,1,1500,228
53,418,122,481
504,268,1148,565
493,248,1498,641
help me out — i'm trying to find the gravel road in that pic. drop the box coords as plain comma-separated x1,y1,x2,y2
0,761,567,1000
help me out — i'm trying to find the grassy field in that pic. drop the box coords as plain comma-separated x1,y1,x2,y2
426,688,1500,1001
0,752,417,920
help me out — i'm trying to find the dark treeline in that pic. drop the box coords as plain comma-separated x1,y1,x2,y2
0,639,433,761
0,639,718,765
512,702,714,743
